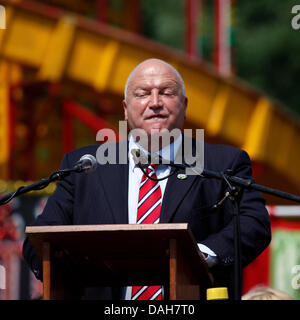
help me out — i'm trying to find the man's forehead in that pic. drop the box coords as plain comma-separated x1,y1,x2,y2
128,64,181,87
124,59,186,98
132,61,178,78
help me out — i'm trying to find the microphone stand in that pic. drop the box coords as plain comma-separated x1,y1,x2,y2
0,168,76,206
138,153,300,300
5,147,300,299
199,168,300,300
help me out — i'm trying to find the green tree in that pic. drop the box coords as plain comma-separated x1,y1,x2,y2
142,0,185,50
234,1,300,114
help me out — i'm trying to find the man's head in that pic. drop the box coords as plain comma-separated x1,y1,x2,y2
123,59,188,138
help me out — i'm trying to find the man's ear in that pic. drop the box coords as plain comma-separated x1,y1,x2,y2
122,99,128,120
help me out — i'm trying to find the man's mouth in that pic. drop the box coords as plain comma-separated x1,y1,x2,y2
146,114,168,120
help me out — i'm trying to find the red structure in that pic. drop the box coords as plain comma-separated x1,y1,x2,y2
214,0,232,76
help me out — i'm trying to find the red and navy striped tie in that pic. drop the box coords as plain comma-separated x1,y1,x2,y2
131,164,163,300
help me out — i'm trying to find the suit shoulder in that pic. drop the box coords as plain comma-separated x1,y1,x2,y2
204,143,250,169
64,145,100,163
63,141,125,164
204,142,245,156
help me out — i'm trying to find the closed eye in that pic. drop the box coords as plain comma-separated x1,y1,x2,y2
160,88,177,96
133,89,150,97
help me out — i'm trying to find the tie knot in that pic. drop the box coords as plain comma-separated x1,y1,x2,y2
148,163,159,172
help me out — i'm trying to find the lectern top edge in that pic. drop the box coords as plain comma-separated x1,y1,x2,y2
25,223,189,234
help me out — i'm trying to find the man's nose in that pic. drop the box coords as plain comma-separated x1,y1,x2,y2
149,90,162,108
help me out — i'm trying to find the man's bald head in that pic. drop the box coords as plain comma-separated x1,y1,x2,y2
122,58,188,141
124,58,186,100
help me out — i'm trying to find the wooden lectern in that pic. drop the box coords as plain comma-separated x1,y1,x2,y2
25,223,212,300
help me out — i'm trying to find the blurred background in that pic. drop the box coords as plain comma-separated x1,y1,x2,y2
0,0,299,300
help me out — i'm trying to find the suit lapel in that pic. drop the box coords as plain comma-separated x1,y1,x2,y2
97,140,129,224
160,167,198,223
160,136,204,223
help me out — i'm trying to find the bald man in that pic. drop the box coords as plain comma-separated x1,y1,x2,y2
23,59,271,300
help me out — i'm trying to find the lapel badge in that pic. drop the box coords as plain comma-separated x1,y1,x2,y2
177,173,187,180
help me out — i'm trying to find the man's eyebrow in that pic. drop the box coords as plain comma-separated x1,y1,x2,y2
133,82,179,90
133,87,149,91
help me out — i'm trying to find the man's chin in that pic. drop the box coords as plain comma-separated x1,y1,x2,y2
148,126,169,134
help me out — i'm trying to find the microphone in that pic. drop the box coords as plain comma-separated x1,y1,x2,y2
131,149,150,169
131,148,187,170
74,154,97,173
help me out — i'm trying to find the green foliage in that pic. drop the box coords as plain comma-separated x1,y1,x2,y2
234,1,300,114
141,0,185,50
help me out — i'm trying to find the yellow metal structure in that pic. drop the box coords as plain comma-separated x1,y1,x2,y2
0,62,9,166
0,0,299,201
38,14,76,81
0,59,22,179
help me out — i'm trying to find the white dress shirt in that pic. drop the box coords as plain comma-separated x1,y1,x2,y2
124,134,217,299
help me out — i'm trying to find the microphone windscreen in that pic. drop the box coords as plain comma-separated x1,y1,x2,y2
79,154,97,173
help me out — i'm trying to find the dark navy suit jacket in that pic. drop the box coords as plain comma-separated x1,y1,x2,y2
23,141,271,299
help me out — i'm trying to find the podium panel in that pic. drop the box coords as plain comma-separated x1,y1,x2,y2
26,223,211,300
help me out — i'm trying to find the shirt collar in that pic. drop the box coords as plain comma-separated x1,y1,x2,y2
128,133,182,172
